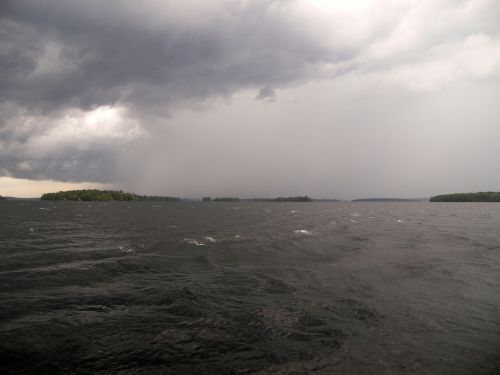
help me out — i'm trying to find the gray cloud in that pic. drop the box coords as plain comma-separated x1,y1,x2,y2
0,0,349,182
1,0,500,198
255,86,276,102
1,0,342,114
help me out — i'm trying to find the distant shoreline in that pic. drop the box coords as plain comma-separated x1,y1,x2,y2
4,191,498,203
36,190,317,202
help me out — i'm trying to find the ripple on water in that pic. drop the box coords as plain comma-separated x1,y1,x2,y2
1,201,500,374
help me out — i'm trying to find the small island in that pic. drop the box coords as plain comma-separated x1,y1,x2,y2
213,197,240,202
41,189,180,202
430,192,500,202
251,196,313,202
0,195,6,200
201,196,314,202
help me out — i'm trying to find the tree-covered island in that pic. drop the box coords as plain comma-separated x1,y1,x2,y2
41,189,180,201
213,197,240,202
202,196,314,202
251,196,313,202
430,192,500,202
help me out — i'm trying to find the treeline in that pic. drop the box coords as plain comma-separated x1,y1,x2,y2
251,196,313,202
40,189,180,202
430,192,500,202
201,196,313,202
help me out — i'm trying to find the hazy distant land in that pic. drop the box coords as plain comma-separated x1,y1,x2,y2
213,197,240,202
203,196,314,202
352,198,428,202
249,196,313,202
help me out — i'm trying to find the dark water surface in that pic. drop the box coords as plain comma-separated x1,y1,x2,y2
1,201,499,374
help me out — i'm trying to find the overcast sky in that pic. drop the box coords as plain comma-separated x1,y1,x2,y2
1,0,500,199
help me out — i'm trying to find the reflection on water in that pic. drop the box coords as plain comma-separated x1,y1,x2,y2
1,201,499,374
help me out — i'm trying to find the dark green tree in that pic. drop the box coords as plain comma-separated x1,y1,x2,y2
41,189,180,202
430,192,500,202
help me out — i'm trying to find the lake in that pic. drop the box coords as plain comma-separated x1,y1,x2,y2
1,201,499,374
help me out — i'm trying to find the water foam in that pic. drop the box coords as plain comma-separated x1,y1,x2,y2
183,238,205,246
294,229,312,235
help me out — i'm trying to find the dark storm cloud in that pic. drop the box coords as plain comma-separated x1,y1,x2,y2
255,86,276,102
0,145,118,182
0,104,128,182
0,0,348,182
1,0,500,195
0,0,339,114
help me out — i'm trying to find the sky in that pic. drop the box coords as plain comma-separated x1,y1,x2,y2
1,0,500,199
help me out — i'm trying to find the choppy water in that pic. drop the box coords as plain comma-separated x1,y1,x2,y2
1,201,499,374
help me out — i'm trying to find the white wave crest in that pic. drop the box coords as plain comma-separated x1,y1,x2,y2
183,238,205,246
294,229,312,235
